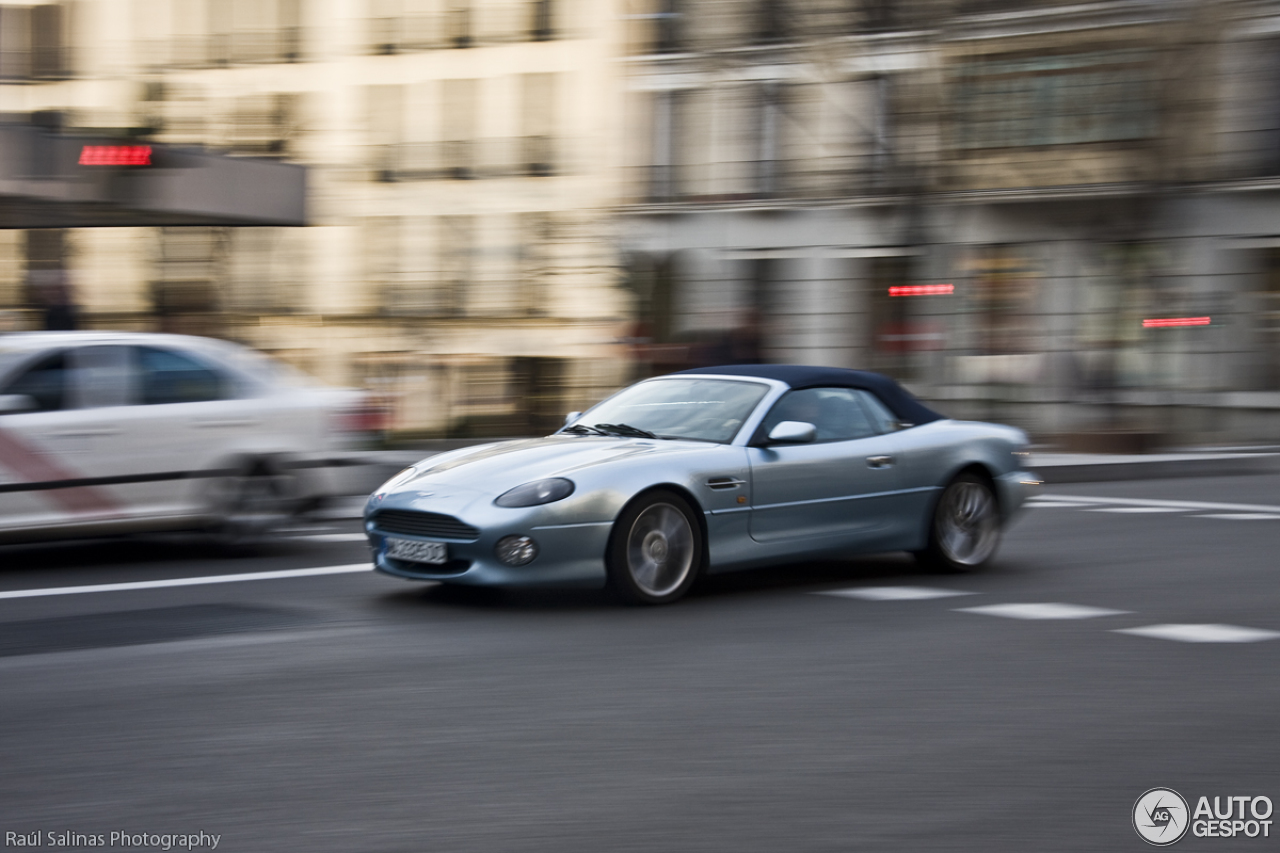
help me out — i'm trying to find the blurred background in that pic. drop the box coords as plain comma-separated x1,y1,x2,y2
2,0,1279,448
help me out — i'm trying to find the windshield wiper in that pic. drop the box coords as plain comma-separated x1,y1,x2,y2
593,423,659,439
561,423,607,436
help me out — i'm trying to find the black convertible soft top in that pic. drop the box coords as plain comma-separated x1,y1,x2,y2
674,364,946,426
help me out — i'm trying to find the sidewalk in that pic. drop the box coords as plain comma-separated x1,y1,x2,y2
313,442,1280,518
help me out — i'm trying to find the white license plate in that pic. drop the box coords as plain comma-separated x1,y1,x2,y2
385,537,448,565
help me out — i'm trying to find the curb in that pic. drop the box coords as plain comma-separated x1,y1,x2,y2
1030,452,1280,484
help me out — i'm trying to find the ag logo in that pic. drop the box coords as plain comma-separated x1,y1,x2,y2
1135,788,1190,846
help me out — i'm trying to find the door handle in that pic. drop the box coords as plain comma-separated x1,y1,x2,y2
866,455,895,469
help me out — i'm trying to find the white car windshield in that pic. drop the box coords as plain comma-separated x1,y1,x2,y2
569,378,770,443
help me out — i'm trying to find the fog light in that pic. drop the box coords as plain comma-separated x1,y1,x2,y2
495,535,539,567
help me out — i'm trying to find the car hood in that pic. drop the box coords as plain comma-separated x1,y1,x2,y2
396,436,722,493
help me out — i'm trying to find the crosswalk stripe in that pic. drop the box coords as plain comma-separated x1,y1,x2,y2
1115,624,1280,643
816,586,975,601
957,603,1130,620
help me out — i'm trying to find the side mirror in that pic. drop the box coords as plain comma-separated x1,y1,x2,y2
564,411,582,426
0,394,36,414
767,420,816,444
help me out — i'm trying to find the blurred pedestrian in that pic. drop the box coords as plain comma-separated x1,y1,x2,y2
30,268,79,331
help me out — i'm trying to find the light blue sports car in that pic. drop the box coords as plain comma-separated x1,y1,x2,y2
366,365,1036,604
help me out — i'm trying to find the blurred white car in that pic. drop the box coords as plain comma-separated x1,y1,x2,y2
0,331,378,544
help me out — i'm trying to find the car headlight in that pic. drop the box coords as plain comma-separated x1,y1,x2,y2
494,478,575,507
376,466,418,494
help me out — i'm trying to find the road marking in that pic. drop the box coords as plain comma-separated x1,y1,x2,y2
1025,501,1095,508
957,603,1130,620
818,586,975,601
1115,624,1280,643
1084,507,1187,514
1039,493,1280,514
290,533,369,543
0,564,372,601
1194,513,1280,520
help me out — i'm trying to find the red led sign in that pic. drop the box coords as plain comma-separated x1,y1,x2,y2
79,145,152,166
888,284,954,297
1142,317,1211,328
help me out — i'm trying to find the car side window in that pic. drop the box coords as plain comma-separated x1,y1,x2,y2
137,347,228,405
70,345,134,409
2,352,69,411
854,390,901,433
761,387,879,443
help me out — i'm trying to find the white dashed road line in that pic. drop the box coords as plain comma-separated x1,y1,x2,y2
817,586,976,601
0,564,373,601
1084,507,1187,514
956,603,1131,620
1026,501,1095,508
1115,624,1280,643
1193,513,1280,521
818,575,1278,645
290,533,369,543
1034,494,1280,514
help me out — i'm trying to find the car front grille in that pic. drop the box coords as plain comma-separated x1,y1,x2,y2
372,509,480,541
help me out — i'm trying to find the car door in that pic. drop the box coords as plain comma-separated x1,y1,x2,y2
747,387,902,545
119,344,262,517
0,346,136,533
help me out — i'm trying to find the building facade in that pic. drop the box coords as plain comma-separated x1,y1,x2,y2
619,0,1280,445
0,0,633,436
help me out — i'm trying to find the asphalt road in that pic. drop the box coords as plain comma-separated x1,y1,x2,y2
2,474,1279,852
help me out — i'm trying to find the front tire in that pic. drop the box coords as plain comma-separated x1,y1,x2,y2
915,472,1001,573
607,490,704,605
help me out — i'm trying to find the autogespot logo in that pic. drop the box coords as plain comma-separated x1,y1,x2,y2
1134,788,1190,846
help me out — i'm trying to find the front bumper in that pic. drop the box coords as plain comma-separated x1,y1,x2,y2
365,492,612,588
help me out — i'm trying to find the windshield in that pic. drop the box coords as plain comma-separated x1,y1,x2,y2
568,378,770,443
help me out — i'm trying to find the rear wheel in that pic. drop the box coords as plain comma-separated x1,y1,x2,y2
915,472,1001,572
209,462,294,550
607,490,703,605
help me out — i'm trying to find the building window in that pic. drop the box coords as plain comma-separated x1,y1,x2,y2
521,73,556,176
654,0,681,53
968,247,1041,356
755,82,780,196
952,50,1157,151
367,85,405,179
860,0,894,32
519,213,553,315
0,4,66,80
530,0,553,41
649,90,678,201
753,0,790,45
1258,250,1280,389
446,0,471,48
207,0,301,66
439,216,474,315
443,79,477,179
227,92,299,157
